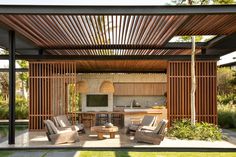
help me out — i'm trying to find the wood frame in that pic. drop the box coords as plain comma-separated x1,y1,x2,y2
29,61,78,130
167,61,217,126
29,60,217,130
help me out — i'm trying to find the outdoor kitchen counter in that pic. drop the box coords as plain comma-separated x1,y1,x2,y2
77,109,163,114
76,108,166,128
123,108,166,127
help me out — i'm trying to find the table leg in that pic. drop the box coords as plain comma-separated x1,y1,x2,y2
110,132,115,138
97,132,104,140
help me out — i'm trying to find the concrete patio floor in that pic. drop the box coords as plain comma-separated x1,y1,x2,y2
0,128,236,149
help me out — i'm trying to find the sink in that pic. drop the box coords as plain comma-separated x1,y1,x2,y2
124,108,149,112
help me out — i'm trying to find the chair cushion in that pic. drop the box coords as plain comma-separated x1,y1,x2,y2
153,120,164,134
157,119,168,134
73,124,84,131
44,120,54,135
53,117,60,127
56,115,71,127
153,119,168,134
47,120,59,134
141,115,156,126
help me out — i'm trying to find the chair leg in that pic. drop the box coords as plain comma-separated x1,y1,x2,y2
126,128,130,134
82,128,86,134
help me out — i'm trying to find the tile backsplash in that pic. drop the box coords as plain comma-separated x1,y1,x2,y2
113,96,166,109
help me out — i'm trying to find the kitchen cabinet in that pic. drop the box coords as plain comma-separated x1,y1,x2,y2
114,83,166,96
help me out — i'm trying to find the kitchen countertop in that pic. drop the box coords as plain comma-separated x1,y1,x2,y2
77,108,164,114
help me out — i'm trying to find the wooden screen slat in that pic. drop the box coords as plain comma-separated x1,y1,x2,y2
167,61,217,126
29,61,77,130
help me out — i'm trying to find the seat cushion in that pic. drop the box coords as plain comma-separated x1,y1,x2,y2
153,120,164,134
141,115,156,126
56,115,71,127
73,125,83,131
153,119,168,134
47,120,59,134
44,120,54,135
157,120,168,134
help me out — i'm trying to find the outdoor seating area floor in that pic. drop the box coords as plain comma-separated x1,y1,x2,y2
0,128,236,149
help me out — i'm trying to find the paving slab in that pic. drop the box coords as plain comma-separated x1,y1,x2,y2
45,151,79,157
10,151,47,157
9,151,80,157
223,129,236,145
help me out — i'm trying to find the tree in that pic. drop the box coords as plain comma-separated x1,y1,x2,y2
191,36,196,125
0,72,9,100
217,67,235,94
0,49,9,100
16,60,29,99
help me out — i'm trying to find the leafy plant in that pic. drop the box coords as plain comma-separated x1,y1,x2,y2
218,104,236,128
217,67,235,95
167,119,222,141
0,96,28,119
217,94,236,105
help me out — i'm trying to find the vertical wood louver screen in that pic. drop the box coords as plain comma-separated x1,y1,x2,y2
167,61,217,126
29,62,77,131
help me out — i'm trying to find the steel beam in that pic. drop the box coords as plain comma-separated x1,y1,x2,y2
0,5,236,15
0,54,220,60
14,43,205,50
8,30,15,145
0,68,28,72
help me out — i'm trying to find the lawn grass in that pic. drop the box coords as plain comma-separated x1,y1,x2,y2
78,151,236,157
0,151,13,157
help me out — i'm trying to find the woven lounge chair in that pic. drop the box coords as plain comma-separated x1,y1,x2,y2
44,120,79,144
134,119,168,145
53,115,85,133
126,115,156,134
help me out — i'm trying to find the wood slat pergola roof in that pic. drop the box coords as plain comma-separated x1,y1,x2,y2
0,5,236,56
0,5,236,72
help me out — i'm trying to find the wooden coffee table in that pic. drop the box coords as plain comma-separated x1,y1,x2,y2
91,126,119,140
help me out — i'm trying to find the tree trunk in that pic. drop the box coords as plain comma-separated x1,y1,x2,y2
191,36,196,125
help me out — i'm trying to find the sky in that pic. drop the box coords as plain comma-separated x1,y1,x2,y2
0,0,235,67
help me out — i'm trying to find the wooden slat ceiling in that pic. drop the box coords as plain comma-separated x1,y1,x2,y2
43,60,167,72
0,14,236,55
76,60,167,72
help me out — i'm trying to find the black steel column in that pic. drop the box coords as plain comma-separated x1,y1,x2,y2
8,30,15,144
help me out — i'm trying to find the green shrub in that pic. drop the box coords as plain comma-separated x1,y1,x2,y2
218,104,236,129
167,119,222,141
15,96,28,119
0,96,28,119
217,94,236,105
0,98,8,119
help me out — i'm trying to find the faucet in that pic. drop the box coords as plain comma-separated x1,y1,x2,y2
130,100,136,109
130,100,133,109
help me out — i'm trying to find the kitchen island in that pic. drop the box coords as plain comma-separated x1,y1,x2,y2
123,108,166,127
76,108,167,128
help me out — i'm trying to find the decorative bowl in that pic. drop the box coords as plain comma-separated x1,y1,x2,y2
104,122,114,128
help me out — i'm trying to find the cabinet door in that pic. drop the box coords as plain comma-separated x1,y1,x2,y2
152,83,166,95
114,83,135,95
114,83,166,96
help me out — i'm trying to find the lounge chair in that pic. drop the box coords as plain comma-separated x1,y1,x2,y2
44,119,79,144
134,119,168,145
53,115,85,133
126,115,156,134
